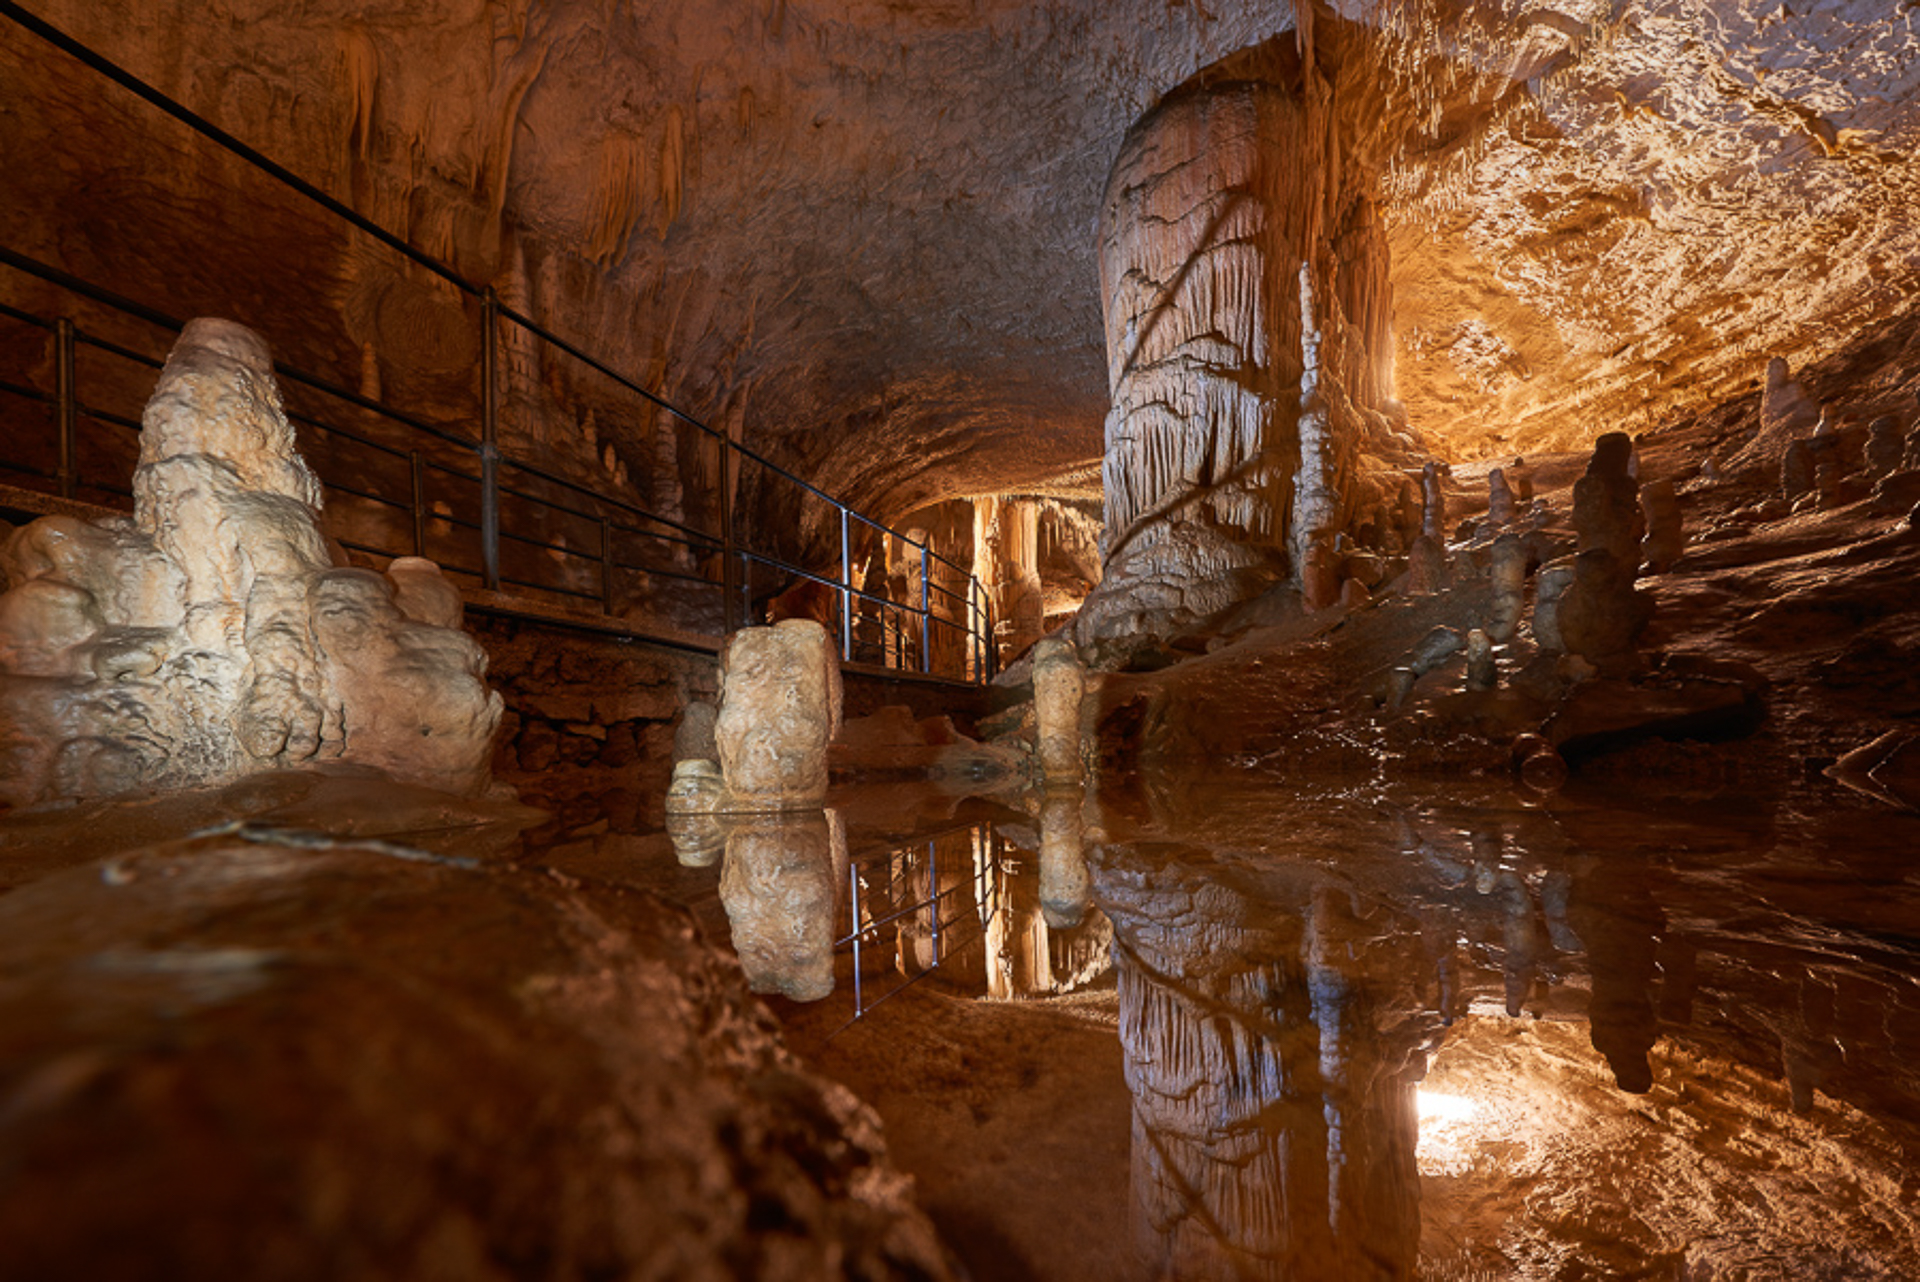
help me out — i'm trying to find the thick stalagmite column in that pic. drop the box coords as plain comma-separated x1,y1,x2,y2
1074,60,1398,651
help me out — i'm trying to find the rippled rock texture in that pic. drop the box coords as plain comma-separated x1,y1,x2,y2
0,319,501,807
1075,41,1413,648
0,824,957,1282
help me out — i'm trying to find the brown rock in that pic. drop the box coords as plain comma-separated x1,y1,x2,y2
714,619,842,811
1556,550,1652,673
1639,478,1684,574
0,833,957,1281
1406,534,1448,595
1032,635,1087,787
1487,532,1528,642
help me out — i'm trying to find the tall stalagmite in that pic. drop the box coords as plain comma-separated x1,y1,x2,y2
1075,39,1404,652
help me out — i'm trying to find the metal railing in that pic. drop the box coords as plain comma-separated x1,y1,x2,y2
0,1,993,683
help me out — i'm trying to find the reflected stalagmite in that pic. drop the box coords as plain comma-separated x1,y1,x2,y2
1037,790,1090,929
718,809,846,1003
1095,848,1433,1281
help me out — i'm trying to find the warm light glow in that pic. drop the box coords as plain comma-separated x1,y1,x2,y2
1417,1089,1479,1126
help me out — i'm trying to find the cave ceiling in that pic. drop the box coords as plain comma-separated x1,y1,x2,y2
8,0,1920,522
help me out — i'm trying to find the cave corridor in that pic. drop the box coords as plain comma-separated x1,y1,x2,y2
2,2,1919,1279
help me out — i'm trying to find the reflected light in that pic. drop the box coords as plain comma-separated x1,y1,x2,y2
1416,1089,1479,1126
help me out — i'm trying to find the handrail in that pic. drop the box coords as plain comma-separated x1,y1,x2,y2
0,3,996,682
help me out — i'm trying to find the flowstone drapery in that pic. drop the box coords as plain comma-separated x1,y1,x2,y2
1073,50,1412,653
0,318,502,806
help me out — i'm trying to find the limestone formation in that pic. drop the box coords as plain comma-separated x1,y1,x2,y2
1572,432,1645,566
1409,625,1465,677
1406,534,1447,595
1071,63,1396,649
1487,468,1515,528
1866,416,1904,477
1556,549,1651,674
1532,560,1576,653
385,555,463,629
1487,532,1528,642
712,619,842,811
1509,460,1535,504
1032,636,1087,787
1780,439,1815,502
1640,478,1684,574
1464,628,1497,692
718,809,846,1003
1731,356,1822,474
0,319,501,807
1038,789,1090,930
1421,460,1447,541
974,496,1046,664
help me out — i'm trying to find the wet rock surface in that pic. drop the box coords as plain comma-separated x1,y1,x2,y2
0,795,957,1282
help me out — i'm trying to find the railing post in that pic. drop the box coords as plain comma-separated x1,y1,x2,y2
919,543,931,675
53,317,76,499
719,438,741,633
839,506,853,664
600,516,616,616
409,451,427,556
479,286,501,593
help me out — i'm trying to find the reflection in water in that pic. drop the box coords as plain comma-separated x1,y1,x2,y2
673,801,1114,1017
656,777,1919,1277
716,810,847,1003
1083,782,1920,1279
1100,853,1433,1279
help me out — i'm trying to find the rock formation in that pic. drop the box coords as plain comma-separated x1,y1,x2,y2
1037,789,1091,929
974,496,1046,665
718,809,846,1003
0,319,501,807
1486,532,1527,642
1094,847,1434,1280
1487,467,1515,528
1031,636,1087,787
711,619,842,811
0,827,955,1279
1071,48,1401,651
1639,478,1683,575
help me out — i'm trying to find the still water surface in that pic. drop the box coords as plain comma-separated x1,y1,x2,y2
538,777,1920,1279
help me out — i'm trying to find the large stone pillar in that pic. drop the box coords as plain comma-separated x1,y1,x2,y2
1075,60,1397,650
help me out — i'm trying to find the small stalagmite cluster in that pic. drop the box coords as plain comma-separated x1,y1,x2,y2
0,319,502,806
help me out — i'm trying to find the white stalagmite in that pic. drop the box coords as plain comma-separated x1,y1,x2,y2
0,321,503,806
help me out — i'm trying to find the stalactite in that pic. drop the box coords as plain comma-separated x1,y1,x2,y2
587,134,645,266
656,105,688,239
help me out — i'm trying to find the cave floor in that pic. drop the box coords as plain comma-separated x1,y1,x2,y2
1,764,1916,1279
526,776,1920,1281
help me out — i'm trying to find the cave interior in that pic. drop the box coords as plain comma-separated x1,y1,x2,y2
2,2,1919,1279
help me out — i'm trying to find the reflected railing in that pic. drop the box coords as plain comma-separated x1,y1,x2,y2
832,819,1112,1025
0,3,992,682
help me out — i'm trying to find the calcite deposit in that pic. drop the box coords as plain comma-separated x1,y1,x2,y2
0,319,501,806
714,619,841,810
1073,50,1410,650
